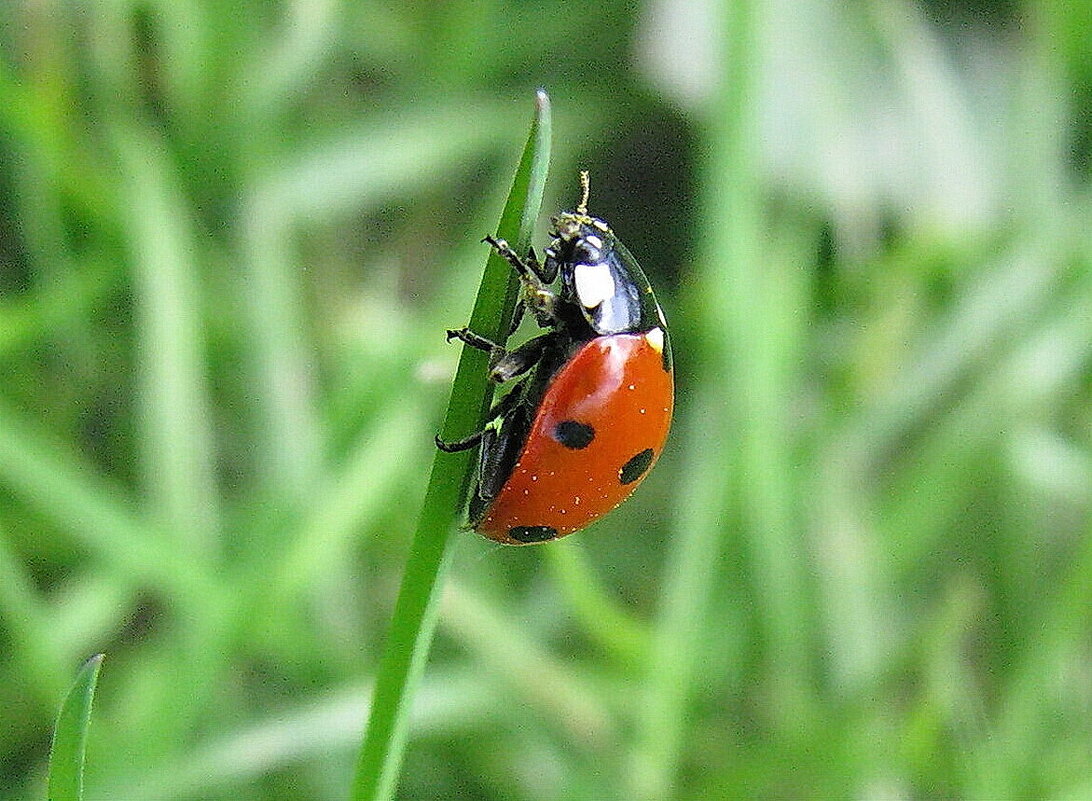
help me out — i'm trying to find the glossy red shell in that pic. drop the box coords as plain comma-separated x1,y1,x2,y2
476,331,673,544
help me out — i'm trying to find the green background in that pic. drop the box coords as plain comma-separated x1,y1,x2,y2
2,1,1091,798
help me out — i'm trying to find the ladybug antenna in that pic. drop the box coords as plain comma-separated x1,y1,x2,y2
577,170,590,216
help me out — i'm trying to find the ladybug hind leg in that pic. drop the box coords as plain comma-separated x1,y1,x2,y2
435,384,522,452
469,403,531,525
434,429,482,453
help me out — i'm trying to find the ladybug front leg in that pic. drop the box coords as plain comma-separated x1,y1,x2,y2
484,235,560,329
483,236,555,284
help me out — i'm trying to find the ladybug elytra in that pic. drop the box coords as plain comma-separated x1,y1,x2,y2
437,172,673,544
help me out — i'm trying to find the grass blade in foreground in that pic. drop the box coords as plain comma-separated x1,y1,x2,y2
349,89,551,801
47,654,104,801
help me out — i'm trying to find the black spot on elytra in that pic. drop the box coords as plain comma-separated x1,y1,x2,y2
619,448,654,485
509,525,559,543
553,420,595,449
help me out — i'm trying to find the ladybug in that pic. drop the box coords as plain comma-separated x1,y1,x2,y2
437,172,673,545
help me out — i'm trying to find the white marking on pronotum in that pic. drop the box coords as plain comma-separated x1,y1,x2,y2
645,327,665,353
584,234,603,249
574,262,615,309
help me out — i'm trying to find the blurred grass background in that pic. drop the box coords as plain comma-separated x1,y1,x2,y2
1,0,1091,799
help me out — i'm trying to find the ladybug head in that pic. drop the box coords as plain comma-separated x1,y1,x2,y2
546,171,613,264
549,213,614,264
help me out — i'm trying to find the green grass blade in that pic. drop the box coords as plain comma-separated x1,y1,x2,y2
348,88,551,801
629,0,797,795
47,654,104,801
112,121,221,556
0,402,217,603
0,525,67,706
544,540,648,666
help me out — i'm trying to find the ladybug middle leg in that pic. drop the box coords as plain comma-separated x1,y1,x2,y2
445,327,498,353
447,328,560,383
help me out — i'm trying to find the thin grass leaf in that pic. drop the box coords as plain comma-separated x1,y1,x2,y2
94,675,494,801
0,402,217,604
629,0,793,795
349,89,551,801
47,654,104,801
264,394,435,604
439,581,613,747
544,541,648,666
112,120,221,556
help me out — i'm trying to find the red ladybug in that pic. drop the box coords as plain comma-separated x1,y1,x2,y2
437,173,673,544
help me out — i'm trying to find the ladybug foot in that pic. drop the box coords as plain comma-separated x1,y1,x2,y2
435,431,483,453
447,327,499,352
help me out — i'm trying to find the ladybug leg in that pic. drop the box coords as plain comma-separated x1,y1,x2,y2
435,430,482,453
522,246,557,283
538,245,559,282
446,327,499,353
488,332,557,382
467,428,503,526
505,250,554,332
447,327,557,383
474,405,529,504
483,236,562,329
506,299,526,337
446,327,511,378
483,236,539,283
474,427,508,501
435,386,522,452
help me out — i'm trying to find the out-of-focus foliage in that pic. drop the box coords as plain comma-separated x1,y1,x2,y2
1,1,1089,799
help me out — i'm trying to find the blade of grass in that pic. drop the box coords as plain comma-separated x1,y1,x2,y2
707,0,813,711
630,0,816,793
630,0,757,792
47,654,104,801
348,89,551,801
258,393,435,607
0,524,68,706
235,102,515,502
94,674,494,801
112,120,221,557
543,540,648,666
0,402,217,603
627,387,741,801
439,581,612,747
